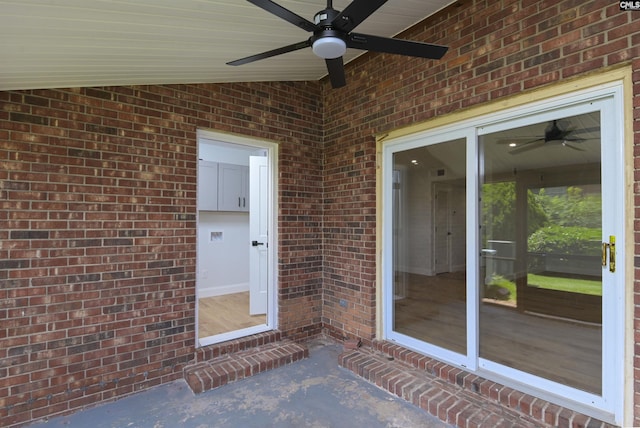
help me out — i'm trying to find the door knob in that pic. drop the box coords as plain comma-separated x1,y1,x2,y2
252,240,264,247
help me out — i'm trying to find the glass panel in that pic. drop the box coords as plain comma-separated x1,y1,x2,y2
479,112,602,394
392,139,466,354
527,185,602,298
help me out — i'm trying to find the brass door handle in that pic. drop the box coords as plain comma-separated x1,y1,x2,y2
602,236,616,273
609,235,615,273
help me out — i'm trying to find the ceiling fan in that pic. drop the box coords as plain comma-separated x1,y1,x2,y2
227,0,449,88
503,120,594,154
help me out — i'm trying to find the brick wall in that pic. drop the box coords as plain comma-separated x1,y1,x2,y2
321,0,640,423
0,82,323,426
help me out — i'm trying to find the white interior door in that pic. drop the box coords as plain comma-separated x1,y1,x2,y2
249,156,268,315
434,188,450,274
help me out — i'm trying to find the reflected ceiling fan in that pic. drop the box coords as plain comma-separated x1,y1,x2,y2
227,0,449,88
502,120,594,155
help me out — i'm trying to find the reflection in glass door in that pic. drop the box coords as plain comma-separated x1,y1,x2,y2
384,85,624,420
392,138,467,355
478,111,602,394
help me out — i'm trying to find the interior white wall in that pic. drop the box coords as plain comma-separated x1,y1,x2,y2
197,211,250,297
199,138,265,163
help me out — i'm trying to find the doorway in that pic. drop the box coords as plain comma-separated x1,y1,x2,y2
383,82,625,421
196,131,277,347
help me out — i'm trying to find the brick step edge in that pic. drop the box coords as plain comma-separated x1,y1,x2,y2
184,339,308,394
193,331,283,364
338,346,613,428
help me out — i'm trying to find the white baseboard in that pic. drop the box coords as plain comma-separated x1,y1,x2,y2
402,266,466,276
198,282,249,298
450,264,466,273
404,266,433,276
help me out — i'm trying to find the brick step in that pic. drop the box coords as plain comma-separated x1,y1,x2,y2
193,331,284,364
185,337,308,394
338,343,613,428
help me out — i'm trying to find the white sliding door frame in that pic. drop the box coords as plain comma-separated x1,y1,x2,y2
381,81,625,424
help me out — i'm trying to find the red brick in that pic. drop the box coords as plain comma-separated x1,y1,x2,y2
436,394,458,422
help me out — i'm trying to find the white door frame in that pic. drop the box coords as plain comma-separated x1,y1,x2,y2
382,126,475,370
381,81,626,424
249,155,269,315
475,93,623,418
196,129,278,347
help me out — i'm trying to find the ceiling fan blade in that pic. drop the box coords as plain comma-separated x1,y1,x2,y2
246,0,318,33
564,136,586,143
347,33,448,59
332,0,388,33
509,141,545,155
325,57,346,88
227,40,311,66
497,137,544,145
562,141,586,151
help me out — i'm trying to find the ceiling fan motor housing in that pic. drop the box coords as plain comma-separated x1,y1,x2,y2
311,8,347,59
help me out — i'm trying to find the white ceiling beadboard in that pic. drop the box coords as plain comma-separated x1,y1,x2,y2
0,0,453,91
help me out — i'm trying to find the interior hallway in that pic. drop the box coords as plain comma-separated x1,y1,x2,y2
29,338,451,428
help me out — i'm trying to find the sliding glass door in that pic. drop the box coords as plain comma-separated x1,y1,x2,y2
383,85,624,420
478,110,603,394
391,138,467,356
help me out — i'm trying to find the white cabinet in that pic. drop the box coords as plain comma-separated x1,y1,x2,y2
218,163,249,212
197,160,218,211
198,161,249,212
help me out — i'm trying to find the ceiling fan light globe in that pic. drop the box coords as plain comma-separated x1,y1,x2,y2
312,37,346,59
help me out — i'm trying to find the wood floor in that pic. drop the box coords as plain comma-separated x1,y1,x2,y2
395,271,467,354
394,273,601,394
198,292,265,338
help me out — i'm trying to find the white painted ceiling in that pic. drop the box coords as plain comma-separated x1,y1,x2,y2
0,0,454,91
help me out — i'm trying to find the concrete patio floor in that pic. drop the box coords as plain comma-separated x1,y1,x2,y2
28,338,452,428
